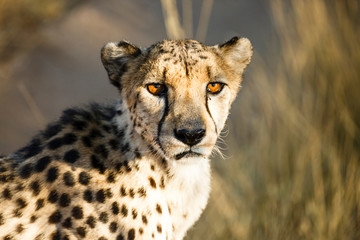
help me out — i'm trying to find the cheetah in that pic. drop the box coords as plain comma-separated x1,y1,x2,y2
0,37,252,240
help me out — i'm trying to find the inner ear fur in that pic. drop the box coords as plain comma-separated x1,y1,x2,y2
219,36,253,75
101,41,141,89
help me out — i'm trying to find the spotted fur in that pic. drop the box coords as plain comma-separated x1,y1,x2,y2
0,37,252,240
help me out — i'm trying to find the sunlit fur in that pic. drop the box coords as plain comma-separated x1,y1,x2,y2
0,37,252,240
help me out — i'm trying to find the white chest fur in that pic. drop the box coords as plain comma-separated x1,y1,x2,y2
165,158,211,240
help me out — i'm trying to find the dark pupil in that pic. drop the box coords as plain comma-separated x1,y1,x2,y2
154,84,160,89
211,83,216,87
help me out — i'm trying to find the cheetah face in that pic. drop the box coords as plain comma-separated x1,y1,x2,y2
101,37,252,162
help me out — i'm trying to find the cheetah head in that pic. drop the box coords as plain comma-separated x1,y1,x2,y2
101,37,252,162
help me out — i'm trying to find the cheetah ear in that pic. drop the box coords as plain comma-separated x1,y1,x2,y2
101,41,141,89
218,36,253,76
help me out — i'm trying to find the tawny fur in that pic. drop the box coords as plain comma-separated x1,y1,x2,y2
0,37,252,240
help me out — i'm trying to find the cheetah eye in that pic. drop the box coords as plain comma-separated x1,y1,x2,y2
207,82,224,94
147,83,166,96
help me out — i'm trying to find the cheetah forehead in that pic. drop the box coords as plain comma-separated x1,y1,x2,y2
141,40,219,85
102,37,253,94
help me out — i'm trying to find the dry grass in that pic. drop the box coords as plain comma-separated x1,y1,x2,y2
185,0,360,239
0,0,82,64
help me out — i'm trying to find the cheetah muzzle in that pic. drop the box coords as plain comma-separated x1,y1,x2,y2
0,37,252,240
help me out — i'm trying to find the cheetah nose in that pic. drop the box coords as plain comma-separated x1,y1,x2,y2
174,128,206,146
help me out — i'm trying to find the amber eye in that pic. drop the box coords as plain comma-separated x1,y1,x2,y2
207,82,224,94
147,84,166,96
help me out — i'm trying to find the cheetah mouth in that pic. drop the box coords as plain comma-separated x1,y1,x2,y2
175,150,202,160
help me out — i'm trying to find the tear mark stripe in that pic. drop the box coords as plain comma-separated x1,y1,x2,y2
205,96,218,135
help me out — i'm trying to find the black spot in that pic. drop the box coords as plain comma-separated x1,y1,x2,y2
63,235,70,240
129,188,135,198
46,166,59,182
116,160,131,173
78,171,91,185
76,227,86,238
105,188,113,198
48,190,59,203
83,189,93,203
95,144,108,159
48,210,62,223
72,206,84,219
111,202,119,215
86,215,96,228
109,139,119,150
36,199,44,210
0,166,7,173
2,188,12,199
13,208,22,217
17,138,43,158
132,209,138,219
139,228,143,235
19,163,32,178
30,215,37,223
149,177,156,188
102,124,111,133
121,204,128,217
91,155,105,174
138,187,146,197
160,176,165,189
150,165,155,171
121,142,130,153
64,149,80,163
16,183,24,191
48,137,64,150
16,198,27,209
59,193,71,207
107,172,115,183
0,173,14,183
115,128,125,138
109,221,118,233
157,224,162,233
116,234,124,240
3,234,13,240
99,212,108,223
206,66,211,79
35,156,51,172
72,120,88,131
43,124,62,139
99,237,109,240
63,133,77,145
63,171,75,186
0,213,4,225
51,230,61,240
142,215,148,224
82,136,92,147
128,228,135,240
134,148,141,158
156,204,162,214
62,217,72,228
96,189,106,203
89,128,103,139
29,180,41,196
120,185,127,197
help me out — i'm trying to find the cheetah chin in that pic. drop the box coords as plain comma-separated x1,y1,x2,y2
0,36,252,240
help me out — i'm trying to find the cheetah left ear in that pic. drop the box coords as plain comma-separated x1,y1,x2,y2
218,36,253,76
101,41,142,89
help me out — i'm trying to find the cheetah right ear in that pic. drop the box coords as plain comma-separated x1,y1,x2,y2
101,41,142,89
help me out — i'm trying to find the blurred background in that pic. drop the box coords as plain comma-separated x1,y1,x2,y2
0,0,359,239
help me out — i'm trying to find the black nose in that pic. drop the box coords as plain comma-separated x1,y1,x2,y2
174,128,206,146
